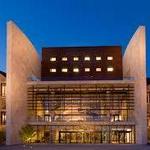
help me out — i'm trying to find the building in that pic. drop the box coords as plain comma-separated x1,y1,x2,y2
41,46,123,81
6,21,147,145
147,78,150,141
0,71,6,131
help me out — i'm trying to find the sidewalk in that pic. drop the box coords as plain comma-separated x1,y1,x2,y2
0,144,150,150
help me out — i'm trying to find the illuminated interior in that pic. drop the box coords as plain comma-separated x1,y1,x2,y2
28,83,135,144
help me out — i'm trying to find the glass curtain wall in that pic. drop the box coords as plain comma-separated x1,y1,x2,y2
30,125,135,144
27,83,135,144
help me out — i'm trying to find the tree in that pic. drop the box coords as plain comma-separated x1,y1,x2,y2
19,124,35,144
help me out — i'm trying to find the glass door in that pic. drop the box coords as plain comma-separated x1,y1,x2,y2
59,131,106,144
70,132,77,143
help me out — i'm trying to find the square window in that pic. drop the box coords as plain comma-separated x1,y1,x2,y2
62,68,68,72
96,57,101,60
107,56,113,60
73,57,79,61
50,68,56,72
96,68,101,72
73,68,79,72
50,57,56,61
85,68,90,72
84,56,90,61
107,67,114,72
1,111,6,125
62,57,67,61
1,83,6,97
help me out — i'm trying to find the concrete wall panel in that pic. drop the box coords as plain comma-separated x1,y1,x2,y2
6,21,41,145
123,26,147,144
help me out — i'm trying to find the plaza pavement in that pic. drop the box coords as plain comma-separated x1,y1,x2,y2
0,144,150,150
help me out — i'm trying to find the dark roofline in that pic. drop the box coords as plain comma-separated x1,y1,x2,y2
0,71,6,77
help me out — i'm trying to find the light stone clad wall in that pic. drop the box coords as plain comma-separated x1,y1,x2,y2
6,21,41,145
123,26,147,144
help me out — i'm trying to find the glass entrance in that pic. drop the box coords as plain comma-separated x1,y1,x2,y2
59,131,103,144
32,125,135,144
111,130,132,144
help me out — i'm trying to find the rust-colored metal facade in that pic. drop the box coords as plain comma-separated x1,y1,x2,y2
41,46,123,81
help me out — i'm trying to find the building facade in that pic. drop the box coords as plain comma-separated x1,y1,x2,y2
28,80,135,144
0,71,6,132
147,78,150,142
41,46,123,81
34,46,134,144
6,21,147,145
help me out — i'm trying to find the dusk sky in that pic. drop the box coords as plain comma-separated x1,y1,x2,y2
0,0,150,76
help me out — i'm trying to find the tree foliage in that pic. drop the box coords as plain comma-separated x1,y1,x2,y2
19,124,35,144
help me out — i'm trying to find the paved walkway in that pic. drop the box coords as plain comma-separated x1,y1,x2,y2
0,144,150,150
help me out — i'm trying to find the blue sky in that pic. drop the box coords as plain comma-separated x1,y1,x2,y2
0,0,150,76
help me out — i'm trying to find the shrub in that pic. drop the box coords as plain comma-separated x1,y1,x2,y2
19,124,35,144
